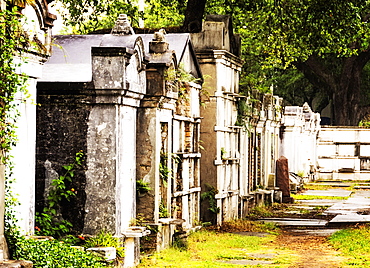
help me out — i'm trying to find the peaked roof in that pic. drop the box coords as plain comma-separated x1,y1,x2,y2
141,33,202,80
40,33,202,83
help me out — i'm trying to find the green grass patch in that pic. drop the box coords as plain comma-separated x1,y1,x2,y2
303,184,337,190
329,224,370,267
291,194,349,200
139,229,292,267
218,218,280,234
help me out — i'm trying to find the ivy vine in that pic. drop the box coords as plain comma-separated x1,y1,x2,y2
1,7,31,256
0,7,29,158
35,151,84,238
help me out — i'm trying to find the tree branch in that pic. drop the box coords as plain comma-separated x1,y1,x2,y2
294,55,337,94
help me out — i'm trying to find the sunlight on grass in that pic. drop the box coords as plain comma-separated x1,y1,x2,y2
291,194,349,200
138,229,293,267
329,224,370,267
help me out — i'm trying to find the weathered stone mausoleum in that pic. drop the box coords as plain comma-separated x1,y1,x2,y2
37,15,149,266
136,33,202,251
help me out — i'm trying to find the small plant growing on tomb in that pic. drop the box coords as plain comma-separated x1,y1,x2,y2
201,184,220,214
220,147,227,160
84,229,125,261
136,179,151,194
165,63,201,97
159,151,180,185
35,151,84,238
159,200,170,218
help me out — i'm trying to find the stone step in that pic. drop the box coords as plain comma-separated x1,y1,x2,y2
329,214,370,224
259,218,328,227
354,185,370,189
301,189,352,197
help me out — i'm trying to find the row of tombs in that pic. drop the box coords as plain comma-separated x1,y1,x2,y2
9,12,290,267
7,5,357,268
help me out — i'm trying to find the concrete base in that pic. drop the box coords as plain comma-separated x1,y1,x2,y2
0,260,32,268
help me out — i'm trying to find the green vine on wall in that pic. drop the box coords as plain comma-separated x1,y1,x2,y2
201,183,220,214
1,7,31,255
0,7,29,159
35,151,84,238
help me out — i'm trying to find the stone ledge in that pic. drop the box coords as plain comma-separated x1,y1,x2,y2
0,260,32,268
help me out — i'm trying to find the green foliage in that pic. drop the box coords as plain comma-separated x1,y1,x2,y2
329,225,370,266
0,8,28,157
35,151,84,238
139,229,278,267
220,147,227,160
159,151,180,184
159,201,169,218
55,0,140,34
0,7,30,258
291,193,349,200
235,97,251,127
201,183,220,214
165,63,201,101
84,230,125,259
159,151,170,185
13,237,107,268
144,0,184,28
4,160,22,258
136,179,151,194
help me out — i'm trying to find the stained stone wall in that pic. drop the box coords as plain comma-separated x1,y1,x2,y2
37,27,147,235
36,83,92,232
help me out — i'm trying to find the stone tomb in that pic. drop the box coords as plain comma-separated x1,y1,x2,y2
37,15,148,267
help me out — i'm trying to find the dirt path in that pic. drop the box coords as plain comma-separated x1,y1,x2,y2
274,230,348,268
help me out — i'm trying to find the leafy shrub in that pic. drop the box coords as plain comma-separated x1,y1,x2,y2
13,237,107,268
84,230,125,259
35,151,83,238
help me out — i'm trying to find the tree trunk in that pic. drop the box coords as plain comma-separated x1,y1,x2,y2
332,61,364,125
181,0,207,32
295,55,370,126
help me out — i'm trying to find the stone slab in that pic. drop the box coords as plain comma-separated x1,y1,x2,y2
259,218,328,227
288,228,341,237
298,199,343,206
354,186,370,189
330,214,370,223
301,189,352,197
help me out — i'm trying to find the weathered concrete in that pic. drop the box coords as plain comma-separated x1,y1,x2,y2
280,103,320,180
317,127,370,180
260,218,328,227
191,15,245,225
301,189,352,197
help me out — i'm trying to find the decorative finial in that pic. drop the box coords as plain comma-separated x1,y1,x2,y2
153,29,167,42
111,14,135,35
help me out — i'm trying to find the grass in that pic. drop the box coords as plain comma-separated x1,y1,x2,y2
329,224,370,267
139,222,295,267
291,194,350,200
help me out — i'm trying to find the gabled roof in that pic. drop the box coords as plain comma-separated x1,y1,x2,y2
41,34,143,82
141,33,202,80
41,33,202,83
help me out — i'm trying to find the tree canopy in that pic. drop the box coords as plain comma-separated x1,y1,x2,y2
55,0,370,125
